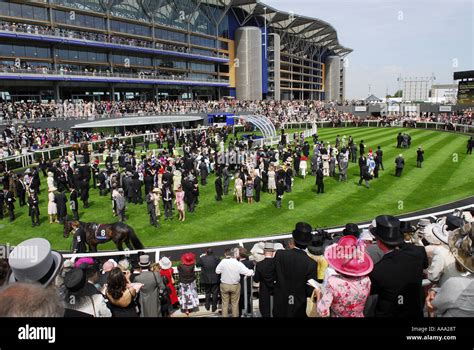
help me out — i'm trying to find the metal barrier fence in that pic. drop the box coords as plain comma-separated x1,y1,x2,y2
58,204,473,299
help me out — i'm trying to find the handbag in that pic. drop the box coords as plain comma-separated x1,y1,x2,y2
306,289,320,317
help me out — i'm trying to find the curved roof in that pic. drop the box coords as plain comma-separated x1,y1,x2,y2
53,0,351,56
231,0,352,56
71,115,203,129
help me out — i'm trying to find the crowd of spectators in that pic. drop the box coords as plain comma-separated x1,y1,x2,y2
0,209,472,318
0,20,228,59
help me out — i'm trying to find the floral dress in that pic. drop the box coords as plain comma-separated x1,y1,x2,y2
317,274,371,317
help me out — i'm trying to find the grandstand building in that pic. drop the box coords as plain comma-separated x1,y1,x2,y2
0,0,351,102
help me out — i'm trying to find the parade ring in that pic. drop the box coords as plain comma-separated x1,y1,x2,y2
1,126,473,251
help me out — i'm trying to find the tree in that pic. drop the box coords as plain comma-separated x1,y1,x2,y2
393,90,402,97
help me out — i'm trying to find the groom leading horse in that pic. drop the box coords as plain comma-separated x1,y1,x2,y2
64,220,144,252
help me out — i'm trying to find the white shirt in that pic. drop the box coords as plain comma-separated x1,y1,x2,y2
215,258,254,285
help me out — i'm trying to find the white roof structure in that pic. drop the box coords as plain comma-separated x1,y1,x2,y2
71,115,203,129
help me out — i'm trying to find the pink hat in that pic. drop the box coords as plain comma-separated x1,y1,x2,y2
102,259,117,273
74,257,94,268
324,235,373,277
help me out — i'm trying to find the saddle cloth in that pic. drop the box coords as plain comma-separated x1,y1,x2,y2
94,224,108,240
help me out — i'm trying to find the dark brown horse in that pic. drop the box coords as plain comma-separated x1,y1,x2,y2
64,220,144,252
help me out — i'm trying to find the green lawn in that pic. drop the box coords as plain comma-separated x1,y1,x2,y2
1,127,473,251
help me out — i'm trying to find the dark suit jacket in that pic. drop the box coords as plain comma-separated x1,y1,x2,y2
272,248,317,317
196,254,221,284
369,244,428,318
254,258,275,294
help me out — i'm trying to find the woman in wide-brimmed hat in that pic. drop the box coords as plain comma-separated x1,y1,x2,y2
154,257,179,313
426,223,474,317
312,235,373,317
427,214,467,287
177,253,199,315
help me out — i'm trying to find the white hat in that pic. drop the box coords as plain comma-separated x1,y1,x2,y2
359,229,375,241
159,257,172,270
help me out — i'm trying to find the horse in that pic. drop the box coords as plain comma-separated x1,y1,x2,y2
64,220,144,252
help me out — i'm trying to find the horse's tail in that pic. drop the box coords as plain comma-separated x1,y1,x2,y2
129,228,144,250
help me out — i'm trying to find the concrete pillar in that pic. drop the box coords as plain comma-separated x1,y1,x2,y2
235,27,262,100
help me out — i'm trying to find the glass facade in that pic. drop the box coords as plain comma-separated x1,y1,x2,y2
57,48,106,62
112,54,152,67
0,2,48,21
0,43,50,58
110,20,151,37
53,10,106,30
155,28,187,43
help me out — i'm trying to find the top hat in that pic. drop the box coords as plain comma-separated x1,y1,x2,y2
432,215,465,244
292,222,313,246
139,254,150,267
8,238,63,287
181,252,195,266
370,215,403,245
64,268,87,293
342,223,360,238
400,221,416,233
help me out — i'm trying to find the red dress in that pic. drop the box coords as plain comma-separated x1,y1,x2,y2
160,268,179,305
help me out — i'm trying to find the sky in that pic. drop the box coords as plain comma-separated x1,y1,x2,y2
265,0,474,99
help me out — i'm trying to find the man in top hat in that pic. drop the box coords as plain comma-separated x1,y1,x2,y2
146,190,159,227
416,146,424,168
215,174,223,201
80,178,90,209
254,242,276,317
196,248,221,313
28,188,40,227
222,165,231,195
272,222,317,317
369,215,428,318
8,238,63,287
426,223,474,317
134,255,166,317
69,187,79,220
316,163,324,194
5,187,15,222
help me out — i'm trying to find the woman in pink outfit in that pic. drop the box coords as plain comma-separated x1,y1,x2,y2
175,185,185,221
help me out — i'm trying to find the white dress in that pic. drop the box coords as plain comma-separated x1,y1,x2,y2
300,159,307,177
268,170,276,190
47,175,55,190
48,192,57,215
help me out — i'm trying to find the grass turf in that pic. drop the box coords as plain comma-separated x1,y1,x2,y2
1,127,472,251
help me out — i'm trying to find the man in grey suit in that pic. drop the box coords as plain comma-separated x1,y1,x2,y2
395,154,405,177
134,255,166,317
339,156,348,182
222,165,231,195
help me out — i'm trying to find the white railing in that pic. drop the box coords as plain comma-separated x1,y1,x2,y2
61,203,474,260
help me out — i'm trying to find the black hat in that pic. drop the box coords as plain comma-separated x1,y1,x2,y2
292,222,313,246
445,215,464,232
400,221,416,233
342,223,360,238
64,268,87,293
370,215,403,245
307,234,326,255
